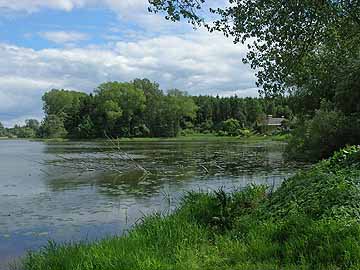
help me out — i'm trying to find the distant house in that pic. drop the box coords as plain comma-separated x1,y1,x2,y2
265,115,286,127
262,115,288,133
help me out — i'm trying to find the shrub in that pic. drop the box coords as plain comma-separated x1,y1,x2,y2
237,128,253,137
180,128,195,136
286,106,360,161
220,118,241,136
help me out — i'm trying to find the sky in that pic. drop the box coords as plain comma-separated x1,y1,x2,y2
0,0,257,127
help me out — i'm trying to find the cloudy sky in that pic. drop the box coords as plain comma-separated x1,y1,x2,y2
0,0,257,127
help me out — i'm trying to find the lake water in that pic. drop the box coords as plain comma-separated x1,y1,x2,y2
0,139,303,268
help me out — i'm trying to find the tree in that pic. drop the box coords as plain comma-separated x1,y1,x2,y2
95,82,146,137
77,115,96,139
75,94,98,138
149,0,360,110
42,89,87,116
25,119,40,131
167,89,198,135
0,121,6,137
42,89,87,137
38,115,67,138
153,90,198,137
286,103,360,161
133,78,164,137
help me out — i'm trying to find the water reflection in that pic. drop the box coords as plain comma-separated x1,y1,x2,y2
0,139,304,269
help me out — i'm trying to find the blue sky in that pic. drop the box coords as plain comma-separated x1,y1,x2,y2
0,0,257,127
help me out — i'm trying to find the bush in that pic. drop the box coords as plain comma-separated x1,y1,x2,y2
220,118,241,136
237,128,253,137
266,146,360,221
286,106,360,161
180,128,195,136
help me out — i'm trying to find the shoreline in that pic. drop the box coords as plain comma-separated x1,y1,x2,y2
26,133,289,143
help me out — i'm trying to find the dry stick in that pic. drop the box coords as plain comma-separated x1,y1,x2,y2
200,164,209,174
90,144,130,174
104,133,151,175
33,135,150,178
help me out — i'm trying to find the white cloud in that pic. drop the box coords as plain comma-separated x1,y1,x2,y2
0,28,257,126
0,0,195,33
39,31,90,44
0,0,92,12
0,0,148,14
0,76,56,126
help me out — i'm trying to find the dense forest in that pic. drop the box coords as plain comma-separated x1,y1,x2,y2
1,78,292,140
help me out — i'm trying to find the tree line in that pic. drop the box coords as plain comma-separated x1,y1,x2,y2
0,119,40,138
0,78,293,139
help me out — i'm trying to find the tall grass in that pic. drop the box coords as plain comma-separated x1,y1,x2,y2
19,146,360,270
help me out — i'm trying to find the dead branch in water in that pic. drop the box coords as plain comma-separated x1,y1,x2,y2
37,135,151,177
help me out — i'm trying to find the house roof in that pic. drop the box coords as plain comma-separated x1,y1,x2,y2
266,116,286,126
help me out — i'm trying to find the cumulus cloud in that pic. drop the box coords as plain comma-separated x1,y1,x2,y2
0,0,92,12
0,0,149,16
0,0,203,32
0,30,257,126
39,31,90,44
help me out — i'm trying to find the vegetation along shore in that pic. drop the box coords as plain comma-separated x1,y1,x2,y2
17,146,360,270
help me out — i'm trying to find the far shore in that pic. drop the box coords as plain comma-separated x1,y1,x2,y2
24,133,289,143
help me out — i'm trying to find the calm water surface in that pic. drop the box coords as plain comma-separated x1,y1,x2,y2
0,139,304,268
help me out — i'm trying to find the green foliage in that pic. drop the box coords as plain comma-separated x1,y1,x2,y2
42,89,86,116
3,119,40,138
4,78,291,139
217,119,254,137
155,90,198,137
13,126,36,138
192,95,291,134
76,115,96,139
149,1,360,161
25,119,40,131
286,104,360,161
181,185,267,232
0,121,7,137
329,146,360,170
237,129,253,138
149,1,360,100
220,118,241,136
266,149,360,221
95,81,146,137
38,115,68,139
20,147,360,270
38,80,204,139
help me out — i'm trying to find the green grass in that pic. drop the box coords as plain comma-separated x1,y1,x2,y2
19,146,360,270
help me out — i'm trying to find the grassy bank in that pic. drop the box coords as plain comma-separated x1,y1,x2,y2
20,147,360,270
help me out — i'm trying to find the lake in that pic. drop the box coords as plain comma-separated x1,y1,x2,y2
0,139,303,268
